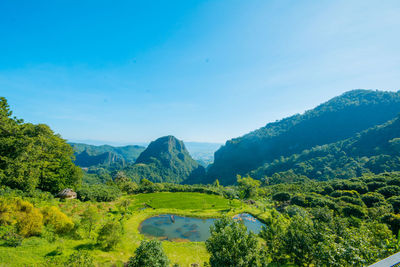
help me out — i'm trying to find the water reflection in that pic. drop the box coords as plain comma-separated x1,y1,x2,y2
139,213,264,242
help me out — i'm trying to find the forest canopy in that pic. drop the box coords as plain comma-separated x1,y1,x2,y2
0,97,82,193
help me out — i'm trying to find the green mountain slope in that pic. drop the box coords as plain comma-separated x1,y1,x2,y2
123,136,205,183
207,90,400,185
69,143,145,168
250,115,400,182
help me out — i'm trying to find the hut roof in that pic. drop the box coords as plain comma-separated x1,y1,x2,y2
58,188,77,198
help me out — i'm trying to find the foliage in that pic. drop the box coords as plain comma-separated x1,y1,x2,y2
96,220,123,251
206,217,265,267
237,176,260,199
0,226,23,247
0,197,43,237
208,89,400,184
64,250,95,267
80,206,100,238
272,192,291,202
42,206,74,234
123,136,206,184
77,184,121,202
0,97,82,193
127,240,169,267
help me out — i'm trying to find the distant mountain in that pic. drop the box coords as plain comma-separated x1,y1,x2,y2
69,143,145,168
123,136,206,183
185,142,222,167
250,115,400,182
207,89,400,185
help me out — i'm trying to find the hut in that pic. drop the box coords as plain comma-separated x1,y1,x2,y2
57,188,77,199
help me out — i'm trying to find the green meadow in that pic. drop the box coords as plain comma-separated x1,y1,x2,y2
0,192,267,266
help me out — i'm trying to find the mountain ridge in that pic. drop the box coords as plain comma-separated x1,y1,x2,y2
207,89,400,185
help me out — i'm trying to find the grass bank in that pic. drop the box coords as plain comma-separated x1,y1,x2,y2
0,192,271,266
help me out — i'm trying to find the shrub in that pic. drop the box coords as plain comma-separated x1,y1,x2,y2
127,240,169,267
290,194,307,207
42,206,74,234
0,226,23,247
272,192,291,202
362,192,386,208
331,190,359,198
206,217,264,267
341,204,366,218
377,185,400,199
65,250,95,267
388,196,400,213
367,181,386,192
77,184,121,202
382,213,400,234
338,196,364,206
97,221,123,251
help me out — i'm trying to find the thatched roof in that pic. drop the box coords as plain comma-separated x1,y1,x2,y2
58,188,77,199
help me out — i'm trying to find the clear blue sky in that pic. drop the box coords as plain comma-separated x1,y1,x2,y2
1,0,399,144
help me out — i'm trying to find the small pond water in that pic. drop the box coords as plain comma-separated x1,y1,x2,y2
139,213,264,242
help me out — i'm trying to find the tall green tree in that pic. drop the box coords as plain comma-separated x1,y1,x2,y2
206,217,265,267
0,97,82,193
127,240,169,267
237,176,261,199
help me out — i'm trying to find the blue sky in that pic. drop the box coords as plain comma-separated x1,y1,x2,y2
1,0,399,144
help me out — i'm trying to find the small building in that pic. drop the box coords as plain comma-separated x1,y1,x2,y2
57,188,77,199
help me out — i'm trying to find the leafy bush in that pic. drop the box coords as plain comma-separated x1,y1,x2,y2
97,221,122,251
290,194,307,207
337,196,365,206
377,185,400,198
0,226,23,247
77,184,121,202
42,206,74,234
330,190,360,198
206,217,265,267
127,240,169,267
367,181,387,191
361,192,385,208
341,204,366,218
272,192,291,202
65,250,95,267
388,196,400,213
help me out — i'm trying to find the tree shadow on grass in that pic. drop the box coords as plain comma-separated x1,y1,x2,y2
74,242,98,250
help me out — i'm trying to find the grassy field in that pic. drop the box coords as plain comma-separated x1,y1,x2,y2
0,192,269,266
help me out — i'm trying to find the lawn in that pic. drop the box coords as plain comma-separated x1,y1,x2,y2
0,192,269,266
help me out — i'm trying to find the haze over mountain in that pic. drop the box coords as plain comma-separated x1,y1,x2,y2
207,90,400,185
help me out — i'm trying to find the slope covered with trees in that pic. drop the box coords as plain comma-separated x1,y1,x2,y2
123,136,206,183
70,143,145,168
208,90,400,185
251,115,400,181
0,97,82,193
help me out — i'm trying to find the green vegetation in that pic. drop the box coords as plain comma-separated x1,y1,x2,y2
2,92,400,266
127,240,169,267
123,135,205,184
70,142,145,170
0,97,82,193
251,115,400,181
206,217,265,267
208,89,400,185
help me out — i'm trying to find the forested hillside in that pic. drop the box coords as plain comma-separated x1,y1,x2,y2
251,115,400,182
70,143,145,168
0,98,82,193
208,90,400,185
123,136,206,183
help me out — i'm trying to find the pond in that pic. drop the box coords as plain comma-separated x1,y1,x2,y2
139,213,264,242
